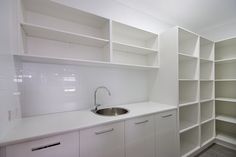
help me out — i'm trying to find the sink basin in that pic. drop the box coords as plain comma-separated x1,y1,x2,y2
94,107,129,116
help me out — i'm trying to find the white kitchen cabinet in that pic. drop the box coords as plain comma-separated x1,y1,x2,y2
5,132,79,157
156,110,178,157
80,121,125,157
125,115,155,157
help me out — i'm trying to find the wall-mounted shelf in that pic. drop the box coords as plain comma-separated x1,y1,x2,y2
17,0,159,70
179,81,198,104
179,54,198,80
13,54,159,70
216,81,236,100
200,81,214,101
215,97,236,103
216,115,236,124
21,23,109,47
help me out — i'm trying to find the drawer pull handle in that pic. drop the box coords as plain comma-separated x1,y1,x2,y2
32,142,61,151
162,114,173,118
135,120,149,124
95,128,114,135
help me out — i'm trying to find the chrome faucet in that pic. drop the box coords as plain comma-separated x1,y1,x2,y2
94,86,111,111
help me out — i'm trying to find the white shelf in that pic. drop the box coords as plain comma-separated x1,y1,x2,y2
179,101,198,107
215,79,236,81
216,81,236,100
178,28,199,57
216,120,236,146
200,81,214,101
180,126,200,157
179,104,198,132
215,97,236,102
200,60,213,80
180,124,199,133
215,61,236,79
179,56,198,80
200,37,214,61
21,23,109,47
200,99,214,103
201,120,214,146
201,118,214,125
112,21,158,50
216,115,236,124
200,79,214,81
215,58,236,64
216,132,236,145
179,79,198,81
112,41,157,55
179,53,198,59
200,58,213,63
13,54,159,70
201,101,214,123
21,0,109,39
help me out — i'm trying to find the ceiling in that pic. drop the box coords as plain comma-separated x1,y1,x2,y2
115,0,236,41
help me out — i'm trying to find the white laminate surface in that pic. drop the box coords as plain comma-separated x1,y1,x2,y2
0,102,176,146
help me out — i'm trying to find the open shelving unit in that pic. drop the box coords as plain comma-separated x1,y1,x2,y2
200,81,214,101
215,38,236,148
179,81,198,105
15,0,159,70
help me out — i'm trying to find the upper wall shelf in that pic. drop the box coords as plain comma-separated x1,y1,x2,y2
21,23,109,47
14,54,159,70
17,0,159,70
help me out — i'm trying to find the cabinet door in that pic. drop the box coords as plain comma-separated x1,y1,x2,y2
6,132,79,157
125,115,155,157
80,121,125,157
156,110,178,157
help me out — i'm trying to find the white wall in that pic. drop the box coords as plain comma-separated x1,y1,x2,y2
20,62,149,117
53,0,172,34
0,0,21,138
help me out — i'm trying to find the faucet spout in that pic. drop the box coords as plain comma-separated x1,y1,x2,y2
94,86,111,111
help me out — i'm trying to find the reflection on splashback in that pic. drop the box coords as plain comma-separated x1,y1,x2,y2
20,62,149,117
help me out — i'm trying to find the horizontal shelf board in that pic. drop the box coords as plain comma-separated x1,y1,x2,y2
215,79,236,82
181,146,200,157
215,58,236,64
179,53,198,59
200,99,214,103
21,23,109,47
216,115,236,124
179,79,198,81
13,54,159,70
215,97,236,103
112,41,158,55
201,137,215,147
179,101,199,107
216,132,236,145
200,58,214,63
180,123,199,134
201,118,214,125
200,79,214,81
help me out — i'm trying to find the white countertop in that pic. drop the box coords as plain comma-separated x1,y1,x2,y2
0,101,176,146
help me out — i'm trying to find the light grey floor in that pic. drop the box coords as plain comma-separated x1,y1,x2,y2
195,144,236,157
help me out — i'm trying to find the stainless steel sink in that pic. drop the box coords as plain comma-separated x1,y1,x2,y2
93,107,129,116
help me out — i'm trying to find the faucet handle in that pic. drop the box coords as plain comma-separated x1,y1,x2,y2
95,104,101,111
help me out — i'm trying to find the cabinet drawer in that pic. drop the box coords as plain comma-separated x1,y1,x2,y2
6,132,79,157
125,115,155,157
80,121,125,157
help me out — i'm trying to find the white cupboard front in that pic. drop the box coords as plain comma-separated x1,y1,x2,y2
156,110,178,157
80,121,125,157
125,115,155,157
6,132,79,157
